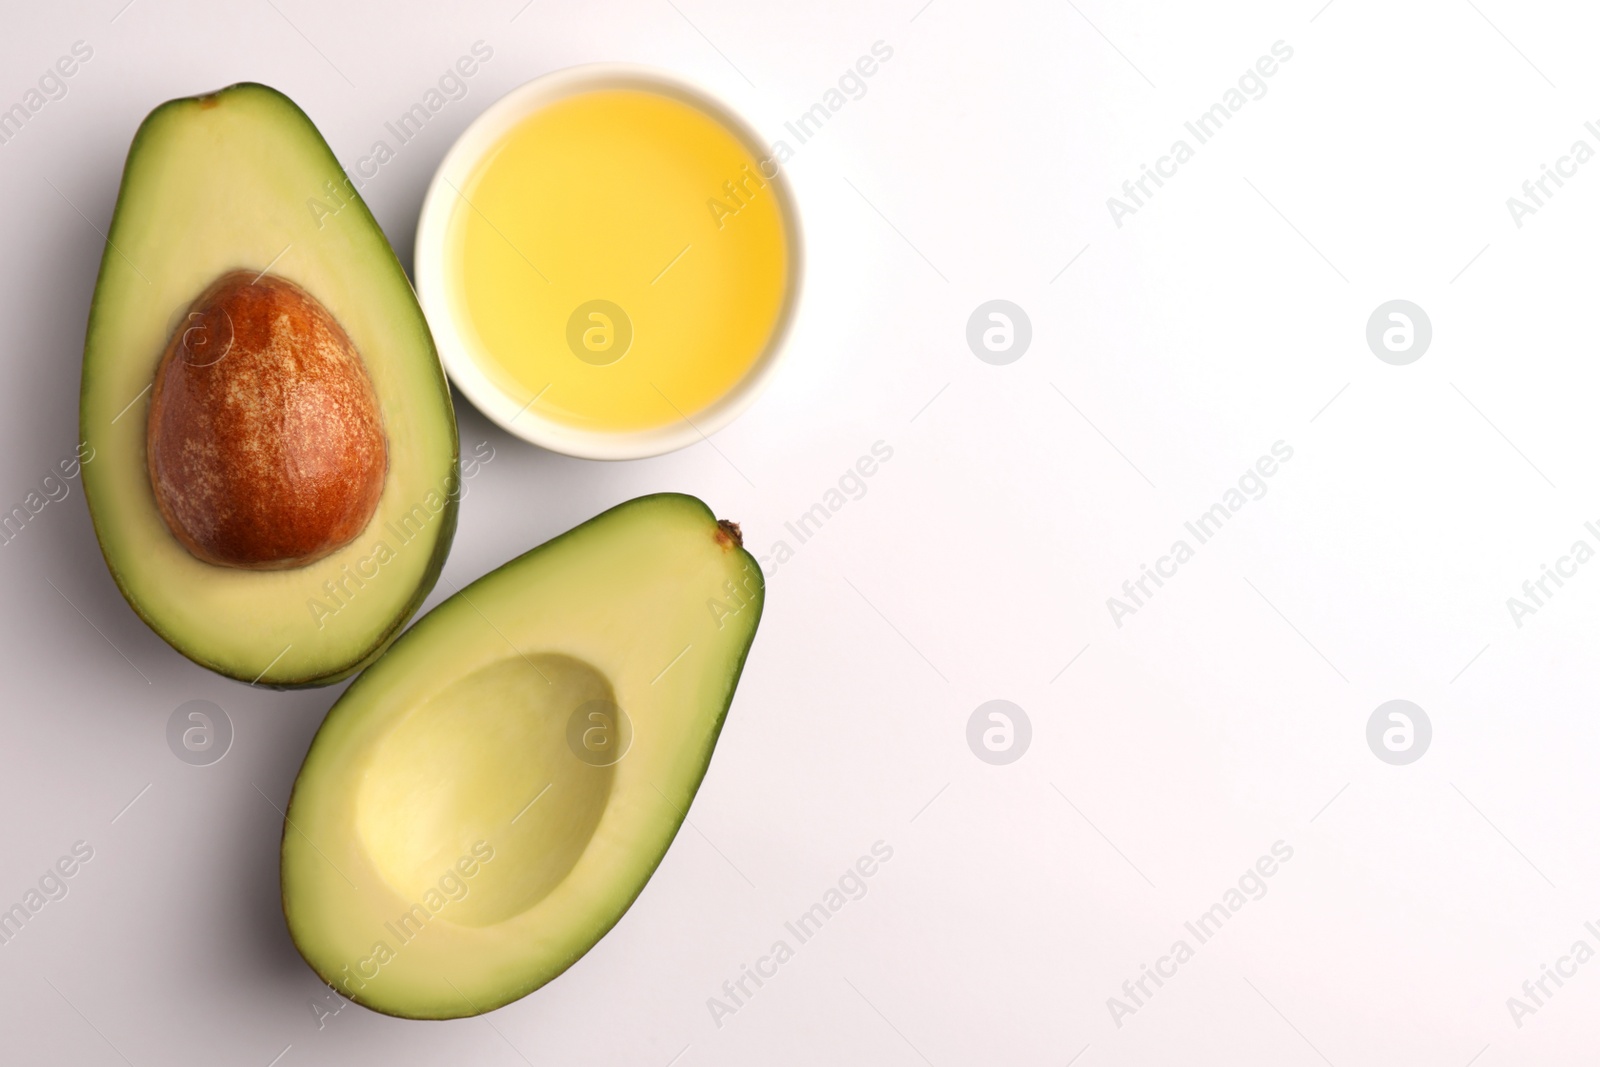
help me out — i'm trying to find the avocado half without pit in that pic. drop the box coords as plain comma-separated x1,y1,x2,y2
80,83,457,686
281,494,766,1018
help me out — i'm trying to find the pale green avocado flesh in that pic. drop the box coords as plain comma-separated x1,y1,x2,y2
80,83,457,686
281,494,765,1019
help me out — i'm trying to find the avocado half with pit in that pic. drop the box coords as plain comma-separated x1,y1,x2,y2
80,83,457,686
281,494,764,1018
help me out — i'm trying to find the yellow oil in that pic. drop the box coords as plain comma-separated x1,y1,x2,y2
446,88,790,433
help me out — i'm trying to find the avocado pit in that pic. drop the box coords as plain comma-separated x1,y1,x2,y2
147,270,387,570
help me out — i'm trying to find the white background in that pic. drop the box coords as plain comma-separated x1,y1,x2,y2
3,0,1599,1063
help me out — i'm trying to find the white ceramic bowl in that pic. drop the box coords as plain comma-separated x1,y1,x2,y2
414,64,803,460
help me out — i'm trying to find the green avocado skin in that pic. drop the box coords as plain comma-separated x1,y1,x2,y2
79,83,458,688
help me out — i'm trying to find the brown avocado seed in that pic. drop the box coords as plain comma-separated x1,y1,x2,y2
147,271,387,570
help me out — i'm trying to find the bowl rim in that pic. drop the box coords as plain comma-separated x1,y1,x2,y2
413,62,804,461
